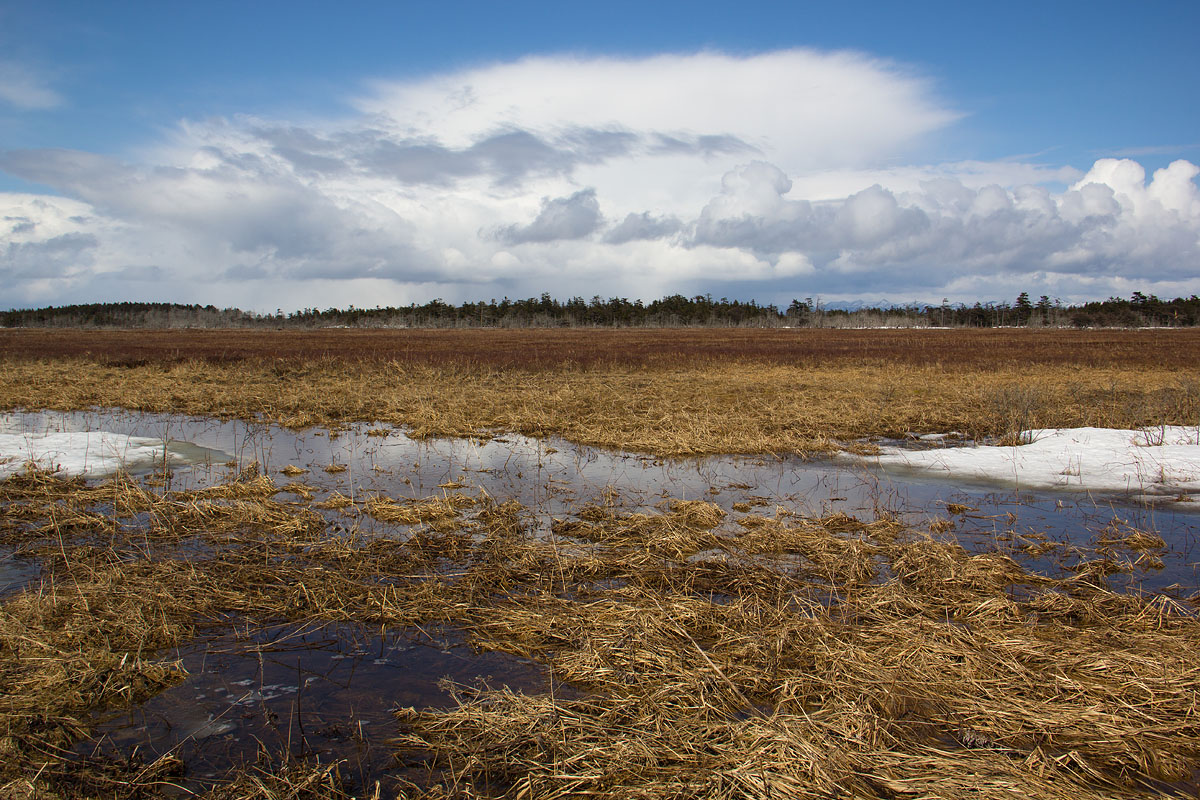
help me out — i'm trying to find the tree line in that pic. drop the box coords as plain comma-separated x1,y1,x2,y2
3,293,1199,329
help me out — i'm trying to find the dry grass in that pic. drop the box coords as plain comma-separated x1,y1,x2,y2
0,466,484,797
3,328,1200,456
2,464,1197,797
3,328,1198,369
398,504,1200,800
1,354,1198,456
2,327,1199,797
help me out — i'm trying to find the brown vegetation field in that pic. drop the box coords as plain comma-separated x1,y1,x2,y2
3,467,1197,799
2,328,1199,454
3,328,1200,798
2,326,1198,368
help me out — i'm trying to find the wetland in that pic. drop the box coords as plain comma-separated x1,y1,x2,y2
2,328,1199,799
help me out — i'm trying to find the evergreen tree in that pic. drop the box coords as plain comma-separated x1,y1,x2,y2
1014,292,1033,325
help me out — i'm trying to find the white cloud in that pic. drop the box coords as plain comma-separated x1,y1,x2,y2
357,50,956,165
685,156,1200,299
1,50,1198,310
790,161,1083,203
1073,158,1200,220
604,211,682,245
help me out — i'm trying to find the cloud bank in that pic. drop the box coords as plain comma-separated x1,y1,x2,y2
2,49,1198,311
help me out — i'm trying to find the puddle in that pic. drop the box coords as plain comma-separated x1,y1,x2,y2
5,408,1200,789
0,550,39,599
88,620,560,793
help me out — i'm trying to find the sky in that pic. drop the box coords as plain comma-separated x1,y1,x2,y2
2,0,1199,313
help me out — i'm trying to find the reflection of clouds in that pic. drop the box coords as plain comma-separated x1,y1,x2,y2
7,411,1200,507
6,410,1198,590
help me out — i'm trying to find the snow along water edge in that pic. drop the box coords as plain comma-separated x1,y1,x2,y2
862,426,1200,504
1,424,1198,506
0,431,180,478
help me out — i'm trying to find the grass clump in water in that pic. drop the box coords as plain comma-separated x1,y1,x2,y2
0,465,1197,798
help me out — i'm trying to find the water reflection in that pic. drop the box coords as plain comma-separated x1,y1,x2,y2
4,408,1199,792
3,409,1196,586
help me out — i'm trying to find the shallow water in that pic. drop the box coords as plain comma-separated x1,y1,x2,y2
4,408,1196,587
88,621,558,791
4,409,1199,791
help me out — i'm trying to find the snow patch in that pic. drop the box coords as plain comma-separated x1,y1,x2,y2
868,427,1200,501
0,431,176,478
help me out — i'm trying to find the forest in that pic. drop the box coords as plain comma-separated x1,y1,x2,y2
3,291,1199,329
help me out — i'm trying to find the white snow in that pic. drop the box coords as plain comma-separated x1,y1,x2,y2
0,431,176,478
868,426,1200,501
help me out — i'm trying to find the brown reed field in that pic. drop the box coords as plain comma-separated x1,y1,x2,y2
2,328,1200,797
1,326,1195,368
2,328,1199,454
0,465,1197,798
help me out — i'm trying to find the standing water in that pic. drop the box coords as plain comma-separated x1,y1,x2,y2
2,409,1197,791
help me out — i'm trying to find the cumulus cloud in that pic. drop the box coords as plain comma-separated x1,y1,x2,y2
686,156,1200,297
499,189,603,244
0,146,446,285
1073,158,1200,219
1,49,1198,310
3,232,96,278
358,50,955,166
253,124,651,188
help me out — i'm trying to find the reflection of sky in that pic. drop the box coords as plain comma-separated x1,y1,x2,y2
4,407,1198,791
4,409,1199,591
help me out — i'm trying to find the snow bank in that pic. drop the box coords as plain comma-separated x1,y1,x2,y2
0,431,175,478
869,427,1200,501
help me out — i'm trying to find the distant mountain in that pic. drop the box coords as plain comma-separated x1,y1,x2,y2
823,299,1015,311
823,299,899,311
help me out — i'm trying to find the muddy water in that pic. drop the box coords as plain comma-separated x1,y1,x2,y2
4,409,1199,790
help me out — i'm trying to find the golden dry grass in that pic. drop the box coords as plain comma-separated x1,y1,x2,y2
0,467,468,798
4,328,1200,455
1,356,1198,455
404,500,1200,800
2,466,1197,798
3,328,1199,797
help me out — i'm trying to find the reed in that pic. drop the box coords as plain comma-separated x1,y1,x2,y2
1,356,1198,456
2,464,1195,796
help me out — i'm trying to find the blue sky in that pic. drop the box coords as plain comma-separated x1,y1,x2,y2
2,0,1199,311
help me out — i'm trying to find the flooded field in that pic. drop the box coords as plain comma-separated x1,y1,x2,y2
5,408,1198,587
2,408,1199,798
